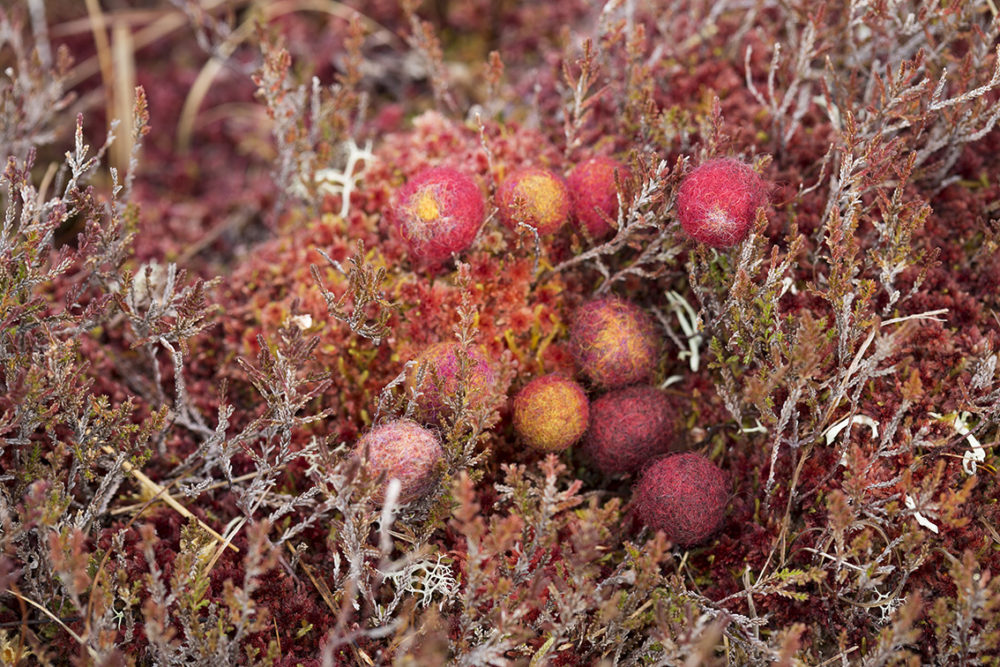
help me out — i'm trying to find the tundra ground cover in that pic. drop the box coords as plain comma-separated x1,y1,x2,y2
2,1,1000,664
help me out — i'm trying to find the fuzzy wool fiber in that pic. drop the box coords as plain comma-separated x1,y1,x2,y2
568,296,662,389
634,452,728,546
406,342,496,423
356,419,444,504
581,385,676,476
567,156,629,240
390,167,486,265
497,167,571,234
512,374,590,452
675,158,768,248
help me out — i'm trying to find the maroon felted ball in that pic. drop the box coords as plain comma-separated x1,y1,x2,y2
496,167,571,234
568,296,662,389
512,374,590,453
390,167,486,265
356,419,444,504
581,385,676,476
567,156,630,240
633,453,727,546
675,158,768,248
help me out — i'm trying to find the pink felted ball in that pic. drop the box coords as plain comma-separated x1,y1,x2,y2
496,167,571,235
581,385,676,476
406,342,497,423
568,296,662,389
675,158,768,248
356,419,444,504
567,156,630,240
633,453,728,546
512,374,590,453
390,167,486,266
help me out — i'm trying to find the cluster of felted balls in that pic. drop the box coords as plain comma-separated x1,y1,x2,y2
389,156,631,268
355,155,769,543
510,294,729,546
389,155,767,269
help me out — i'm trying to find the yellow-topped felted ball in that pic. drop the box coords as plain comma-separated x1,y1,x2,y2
568,296,662,389
512,374,589,453
497,167,571,234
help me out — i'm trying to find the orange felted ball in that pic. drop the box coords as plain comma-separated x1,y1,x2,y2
512,374,589,453
568,296,662,389
496,167,571,234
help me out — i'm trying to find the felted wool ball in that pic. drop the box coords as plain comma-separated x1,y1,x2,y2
390,167,486,265
496,167,571,234
581,385,676,476
512,374,589,453
675,158,768,248
406,342,496,422
567,156,630,240
568,296,662,389
356,419,444,504
633,453,727,546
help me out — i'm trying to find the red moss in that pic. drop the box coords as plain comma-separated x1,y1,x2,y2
675,158,768,248
581,385,677,476
405,342,497,423
497,167,571,234
568,296,662,389
356,419,444,503
512,375,589,452
567,156,629,240
390,167,486,266
633,453,728,546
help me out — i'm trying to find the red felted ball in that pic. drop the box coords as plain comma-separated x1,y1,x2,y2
633,453,727,546
568,296,662,389
391,167,486,266
496,167,571,234
567,156,630,240
512,374,590,453
405,342,497,423
675,158,768,248
581,385,676,476
356,419,444,504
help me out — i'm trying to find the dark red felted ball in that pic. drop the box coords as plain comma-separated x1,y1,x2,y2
633,453,728,546
496,167,571,234
568,296,662,389
390,167,486,265
512,374,589,453
567,156,630,240
675,158,768,248
581,385,677,476
405,342,497,423
356,419,444,504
